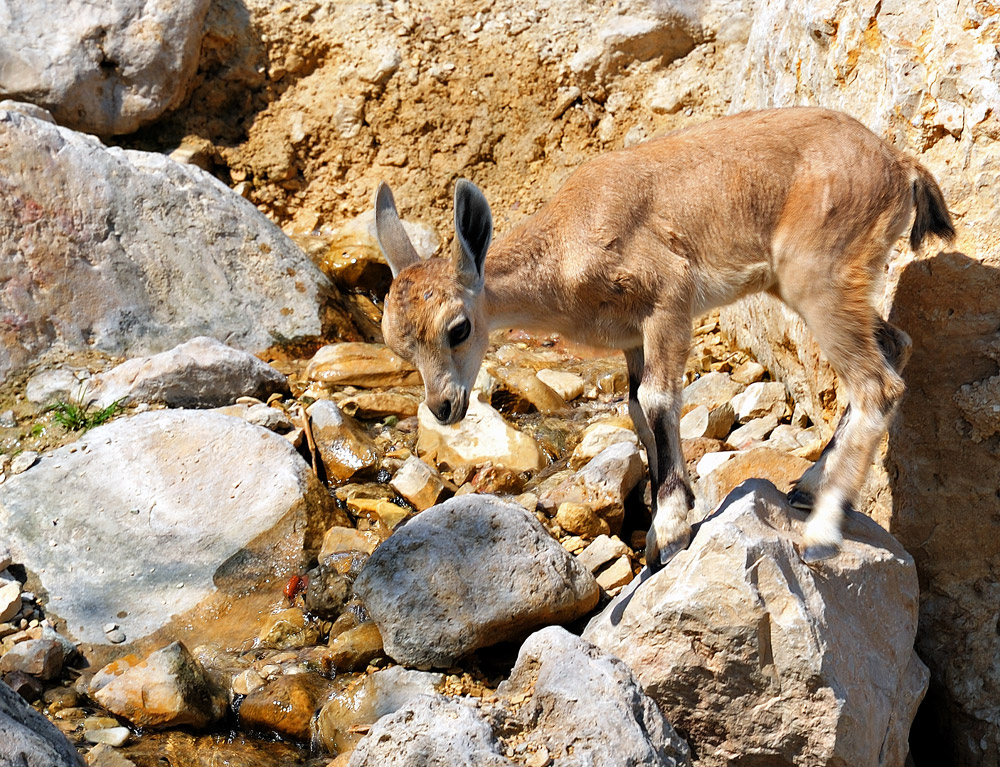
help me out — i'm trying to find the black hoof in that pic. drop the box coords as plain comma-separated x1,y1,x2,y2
645,536,689,573
801,543,839,563
787,487,815,510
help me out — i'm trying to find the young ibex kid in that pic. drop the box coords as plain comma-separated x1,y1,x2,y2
373,107,954,570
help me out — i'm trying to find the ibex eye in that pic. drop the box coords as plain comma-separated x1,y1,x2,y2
448,318,472,348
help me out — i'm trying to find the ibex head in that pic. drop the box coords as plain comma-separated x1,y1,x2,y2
374,179,493,425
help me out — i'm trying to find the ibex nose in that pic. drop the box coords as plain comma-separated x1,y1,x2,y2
432,399,453,424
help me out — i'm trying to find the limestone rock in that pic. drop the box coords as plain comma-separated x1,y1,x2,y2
584,480,925,767
491,626,691,767
576,535,631,574
678,403,735,441
490,366,570,414
314,667,443,756
389,455,446,511
695,447,812,518
0,1,210,136
238,672,332,742
681,372,744,415
336,390,420,419
539,442,644,532
731,381,790,423
536,369,587,401
556,502,610,539
416,395,546,473
0,106,340,384
0,580,20,623
257,608,322,650
594,556,635,593
726,414,779,449
307,400,380,483
90,642,227,730
319,527,379,559
353,495,599,669
570,419,639,469
327,622,384,671
306,343,421,388
348,694,514,767
0,678,83,766
25,369,90,408
304,550,368,620
0,639,66,681
86,337,289,409
0,410,343,646
213,403,294,434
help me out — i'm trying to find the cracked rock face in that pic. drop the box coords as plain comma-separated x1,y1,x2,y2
0,104,341,384
584,480,926,767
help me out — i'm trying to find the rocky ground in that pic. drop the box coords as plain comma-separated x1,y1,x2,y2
2,0,998,765
0,221,919,766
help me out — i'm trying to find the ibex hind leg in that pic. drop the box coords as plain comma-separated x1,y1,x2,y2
787,316,911,511
789,296,905,561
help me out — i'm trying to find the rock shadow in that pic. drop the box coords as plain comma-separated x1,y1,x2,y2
886,250,1000,766
118,0,270,154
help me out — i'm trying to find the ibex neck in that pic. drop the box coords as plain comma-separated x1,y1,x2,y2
482,222,562,330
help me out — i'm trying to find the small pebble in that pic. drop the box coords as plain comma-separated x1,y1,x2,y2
106,629,126,644
10,451,39,475
84,726,131,747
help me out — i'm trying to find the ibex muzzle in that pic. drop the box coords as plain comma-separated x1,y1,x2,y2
374,107,955,570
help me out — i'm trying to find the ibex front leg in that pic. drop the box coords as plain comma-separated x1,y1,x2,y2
636,316,695,570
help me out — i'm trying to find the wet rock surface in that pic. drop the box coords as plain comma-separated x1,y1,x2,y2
89,642,227,730
0,410,341,646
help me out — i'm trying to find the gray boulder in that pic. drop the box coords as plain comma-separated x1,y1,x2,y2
0,104,343,385
584,480,926,767
0,409,344,646
348,694,514,767
354,495,599,669
85,336,289,409
0,1,210,136
0,679,83,766
491,626,691,767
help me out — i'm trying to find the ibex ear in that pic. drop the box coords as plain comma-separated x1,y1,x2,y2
374,182,421,278
453,179,492,291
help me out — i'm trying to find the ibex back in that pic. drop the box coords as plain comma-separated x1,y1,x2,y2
374,107,954,569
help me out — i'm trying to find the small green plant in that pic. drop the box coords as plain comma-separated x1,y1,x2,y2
49,399,125,431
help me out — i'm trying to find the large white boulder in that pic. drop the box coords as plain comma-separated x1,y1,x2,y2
584,480,926,767
0,1,210,136
0,104,342,384
0,410,344,646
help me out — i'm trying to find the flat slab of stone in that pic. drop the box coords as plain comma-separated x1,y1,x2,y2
354,495,599,669
86,337,289,409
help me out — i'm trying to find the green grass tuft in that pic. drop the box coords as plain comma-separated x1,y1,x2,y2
49,399,125,431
